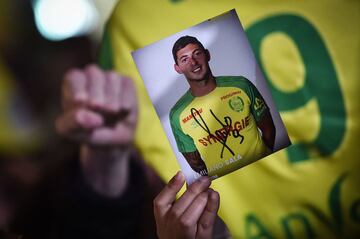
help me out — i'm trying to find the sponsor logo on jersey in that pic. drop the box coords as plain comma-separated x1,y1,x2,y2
198,116,250,147
220,90,241,101
254,97,265,110
182,108,203,124
228,96,244,112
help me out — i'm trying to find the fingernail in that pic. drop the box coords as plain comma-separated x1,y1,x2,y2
170,172,184,186
174,171,183,181
211,190,219,200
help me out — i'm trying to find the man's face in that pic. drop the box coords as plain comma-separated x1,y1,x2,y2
174,43,210,82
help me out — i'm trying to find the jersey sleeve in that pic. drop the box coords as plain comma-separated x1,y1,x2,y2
246,79,270,123
169,109,197,153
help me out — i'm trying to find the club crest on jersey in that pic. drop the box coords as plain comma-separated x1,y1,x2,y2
228,96,244,112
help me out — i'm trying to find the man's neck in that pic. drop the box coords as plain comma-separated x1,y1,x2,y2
188,74,216,97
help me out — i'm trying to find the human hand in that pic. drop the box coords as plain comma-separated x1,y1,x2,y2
55,64,137,147
154,172,220,239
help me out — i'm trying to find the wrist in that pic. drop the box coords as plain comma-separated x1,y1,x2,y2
79,144,131,198
80,144,131,161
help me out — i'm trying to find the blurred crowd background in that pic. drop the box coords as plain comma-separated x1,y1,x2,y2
0,0,117,231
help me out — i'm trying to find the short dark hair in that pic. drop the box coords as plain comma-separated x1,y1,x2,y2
172,36,205,64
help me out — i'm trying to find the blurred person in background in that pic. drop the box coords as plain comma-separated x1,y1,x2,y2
0,0,96,236
0,0,226,238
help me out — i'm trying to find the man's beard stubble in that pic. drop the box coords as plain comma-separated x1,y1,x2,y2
187,67,212,84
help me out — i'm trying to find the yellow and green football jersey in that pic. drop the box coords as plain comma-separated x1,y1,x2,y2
170,76,269,178
99,0,360,237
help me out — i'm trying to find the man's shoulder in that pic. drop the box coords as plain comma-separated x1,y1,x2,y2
216,76,258,96
216,76,252,88
169,90,194,120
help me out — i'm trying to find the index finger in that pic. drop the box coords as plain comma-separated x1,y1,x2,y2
63,69,88,109
153,171,185,217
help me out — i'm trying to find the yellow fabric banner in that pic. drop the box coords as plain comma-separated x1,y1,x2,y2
99,0,360,237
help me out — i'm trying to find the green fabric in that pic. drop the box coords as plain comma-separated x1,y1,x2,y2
169,90,197,153
97,27,114,70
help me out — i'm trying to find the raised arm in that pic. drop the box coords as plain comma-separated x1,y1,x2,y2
55,64,137,197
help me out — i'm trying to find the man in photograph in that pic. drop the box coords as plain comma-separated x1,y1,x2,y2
169,36,276,178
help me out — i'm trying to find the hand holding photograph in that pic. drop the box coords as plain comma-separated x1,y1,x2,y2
132,9,291,184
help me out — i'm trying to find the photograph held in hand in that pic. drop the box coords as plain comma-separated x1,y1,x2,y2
132,9,291,184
